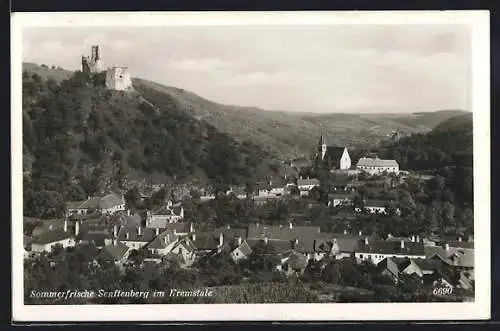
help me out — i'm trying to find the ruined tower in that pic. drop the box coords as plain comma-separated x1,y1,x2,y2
105,67,132,91
81,45,104,74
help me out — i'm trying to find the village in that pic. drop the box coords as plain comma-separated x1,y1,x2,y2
23,133,475,300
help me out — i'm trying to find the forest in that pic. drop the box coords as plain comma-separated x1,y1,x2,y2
22,70,278,219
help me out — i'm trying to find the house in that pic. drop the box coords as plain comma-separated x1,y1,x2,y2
165,237,197,267
229,238,253,263
269,182,286,197
356,157,400,175
66,192,126,216
424,244,474,270
98,239,131,264
145,205,184,228
146,230,178,256
355,238,426,265
191,232,225,256
226,186,247,199
314,232,362,261
31,220,76,253
317,136,351,170
276,249,309,276
327,192,355,208
77,222,112,249
164,222,193,237
246,223,319,259
356,200,398,214
117,226,156,250
376,257,401,283
297,178,320,192
252,195,280,206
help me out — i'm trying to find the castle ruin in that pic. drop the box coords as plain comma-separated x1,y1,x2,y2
81,45,133,91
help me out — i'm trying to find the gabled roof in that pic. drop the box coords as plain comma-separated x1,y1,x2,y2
111,212,142,227
247,224,321,241
165,222,189,233
32,228,72,245
67,192,123,210
364,200,391,208
378,257,399,278
324,146,346,164
192,234,220,251
79,230,112,247
99,242,129,261
297,178,320,186
246,238,292,254
212,227,247,239
146,230,177,249
233,240,253,256
424,246,474,268
357,157,399,168
328,192,356,200
357,240,425,256
117,226,156,242
280,250,309,270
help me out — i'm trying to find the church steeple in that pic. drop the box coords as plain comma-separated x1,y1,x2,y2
318,134,327,160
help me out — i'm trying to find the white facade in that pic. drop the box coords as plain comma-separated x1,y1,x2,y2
31,238,75,253
121,240,149,250
355,252,426,265
105,67,132,91
339,148,351,170
356,157,400,175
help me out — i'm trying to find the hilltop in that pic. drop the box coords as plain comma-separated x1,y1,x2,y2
22,63,468,160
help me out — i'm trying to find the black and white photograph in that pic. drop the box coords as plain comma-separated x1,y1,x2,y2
11,11,490,321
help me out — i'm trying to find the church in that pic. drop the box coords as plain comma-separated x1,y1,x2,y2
316,135,351,171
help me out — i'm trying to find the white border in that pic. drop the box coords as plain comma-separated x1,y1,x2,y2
11,11,490,321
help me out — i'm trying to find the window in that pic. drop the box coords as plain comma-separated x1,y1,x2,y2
359,254,363,258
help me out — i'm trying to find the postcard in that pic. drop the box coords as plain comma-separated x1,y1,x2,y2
11,10,490,321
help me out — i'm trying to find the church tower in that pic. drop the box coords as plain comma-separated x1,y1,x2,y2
318,135,327,160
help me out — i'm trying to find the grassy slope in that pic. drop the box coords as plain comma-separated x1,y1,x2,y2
22,63,468,160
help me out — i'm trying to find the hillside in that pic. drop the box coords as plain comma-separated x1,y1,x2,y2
22,63,468,160
134,78,468,159
22,69,280,218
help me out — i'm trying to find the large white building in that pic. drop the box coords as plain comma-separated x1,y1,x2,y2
356,157,399,175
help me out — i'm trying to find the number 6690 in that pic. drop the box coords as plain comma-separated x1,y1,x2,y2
433,287,453,295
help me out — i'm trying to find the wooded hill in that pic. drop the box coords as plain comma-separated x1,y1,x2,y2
22,69,279,218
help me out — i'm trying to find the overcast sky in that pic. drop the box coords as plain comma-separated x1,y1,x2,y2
22,25,471,113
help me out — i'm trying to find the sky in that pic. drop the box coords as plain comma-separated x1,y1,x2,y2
22,25,471,113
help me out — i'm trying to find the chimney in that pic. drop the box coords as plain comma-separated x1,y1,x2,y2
458,236,462,242
387,233,393,239
295,238,299,245
155,228,160,236
180,207,184,218
468,235,473,242
112,238,117,246
411,235,415,242
164,236,168,245
49,224,54,231
445,243,450,251
192,233,196,242
63,220,68,232
126,232,130,240
264,236,268,245
75,221,80,236
219,233,224,247
416,235,420,243
343,229,347,235
365,237,369,245
358,230,362,236
127,209,130,216
400,240,405,249
226,225,231,230
190,223,194,233
237,236,242,246
137,226,142,236
289,222,293,229
113,225,118,238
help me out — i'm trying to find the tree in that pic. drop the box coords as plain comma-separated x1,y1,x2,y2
124,186,141,211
